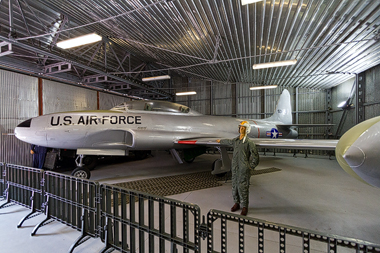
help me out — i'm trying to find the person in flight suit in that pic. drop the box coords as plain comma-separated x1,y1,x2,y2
217,121,259,216
30,144,47,169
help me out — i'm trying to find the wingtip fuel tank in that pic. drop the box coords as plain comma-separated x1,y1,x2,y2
336,116,380,188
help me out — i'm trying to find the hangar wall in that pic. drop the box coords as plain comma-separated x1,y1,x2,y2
0,70,129,166
331,77,356,137
295,88,329,139
330,64,380,138
0,69,38,166
236,83,264,119
173,78,329,140
43,80,98,114
172,70,380,142
1,64,380,165
363,65,380,119
174,77,212,115
99,92,130,110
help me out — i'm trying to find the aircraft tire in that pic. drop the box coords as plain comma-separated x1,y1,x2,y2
184,157,195,163
134,151,149,160
82,156,97,170
71,167,91,179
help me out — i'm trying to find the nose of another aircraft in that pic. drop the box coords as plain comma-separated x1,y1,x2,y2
342,145,365,167
335,116,380,187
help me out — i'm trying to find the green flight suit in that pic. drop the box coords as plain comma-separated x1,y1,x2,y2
220,136,259,208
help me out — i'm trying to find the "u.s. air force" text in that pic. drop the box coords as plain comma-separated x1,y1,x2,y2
50,115,142,126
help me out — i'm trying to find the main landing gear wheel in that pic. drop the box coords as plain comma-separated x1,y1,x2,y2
134,151,149,160
71,167,91,179
184,157,195,163
82,155,97,170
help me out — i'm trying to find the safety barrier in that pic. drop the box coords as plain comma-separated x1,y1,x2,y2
206,209,380,253
32,171,100,253
0,162,5,199
1,163,380,253
100,184,201,253
0,164,44,228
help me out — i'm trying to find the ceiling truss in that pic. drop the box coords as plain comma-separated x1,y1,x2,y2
0,0,379,98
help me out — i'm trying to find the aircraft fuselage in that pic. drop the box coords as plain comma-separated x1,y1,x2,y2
15,110,297,152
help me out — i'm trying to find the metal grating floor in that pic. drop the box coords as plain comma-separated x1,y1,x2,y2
113,167,281,197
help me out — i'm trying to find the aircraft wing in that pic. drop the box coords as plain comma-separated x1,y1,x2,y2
252,138,337,150
176,138,338,150
278,124,335,128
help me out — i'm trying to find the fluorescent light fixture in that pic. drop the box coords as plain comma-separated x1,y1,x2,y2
338,101,347,108
142,75,171,82
252,59,297,69
57,33,102,49
242,0,264,5
338,99,352,109
176,91,197,96
249,85,278,90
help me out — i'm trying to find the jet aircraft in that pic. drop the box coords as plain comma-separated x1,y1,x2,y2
14,90,380,188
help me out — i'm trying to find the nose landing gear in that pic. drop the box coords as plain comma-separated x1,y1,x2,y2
71,155,91,179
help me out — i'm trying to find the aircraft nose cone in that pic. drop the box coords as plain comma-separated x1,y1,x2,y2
343,145,365,168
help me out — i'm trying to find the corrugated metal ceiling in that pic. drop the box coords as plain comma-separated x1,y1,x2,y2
0,0,379,99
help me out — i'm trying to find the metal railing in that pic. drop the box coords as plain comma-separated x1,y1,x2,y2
206,209,380,253
0,162,5,200
0,162,380,253
0,164,44,228
100,184,201,253
32,171,100,253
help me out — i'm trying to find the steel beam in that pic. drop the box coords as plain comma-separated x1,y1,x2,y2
109,83,131,91
109,44,126,73
44,62,72,74
0,35,171,98
0,43,13,57
83,74,108,84
8,0,14,37
116,52,130,72
81,42,102,77
356,73,365,123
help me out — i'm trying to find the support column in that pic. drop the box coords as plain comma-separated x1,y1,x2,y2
104,40,107,71
325,88,332,138
38,78,43,116
169,76,173,102
210,80,213,115
232,83,236,117
235,83,239,118
295,87,299,124
97,91,100,110
260,89,265,119
356,73,365,123
187,78,191,108
9,0,14,38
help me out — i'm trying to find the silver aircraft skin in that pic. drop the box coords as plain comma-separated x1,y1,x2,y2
14,89,380,187
14,90,335,153
335,116,380,188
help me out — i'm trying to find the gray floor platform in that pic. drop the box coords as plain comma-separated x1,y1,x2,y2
1,151,380,252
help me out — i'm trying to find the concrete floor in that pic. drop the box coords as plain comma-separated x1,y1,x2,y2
1,151,380,252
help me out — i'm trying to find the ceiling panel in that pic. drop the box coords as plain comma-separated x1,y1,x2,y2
0,0,379,98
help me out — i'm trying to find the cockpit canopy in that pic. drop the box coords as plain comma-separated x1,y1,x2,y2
111,100,201,115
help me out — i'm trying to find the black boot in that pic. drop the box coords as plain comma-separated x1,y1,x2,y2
231,203,240,212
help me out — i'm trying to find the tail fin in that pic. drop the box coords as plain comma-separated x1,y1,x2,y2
266,89,292,124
